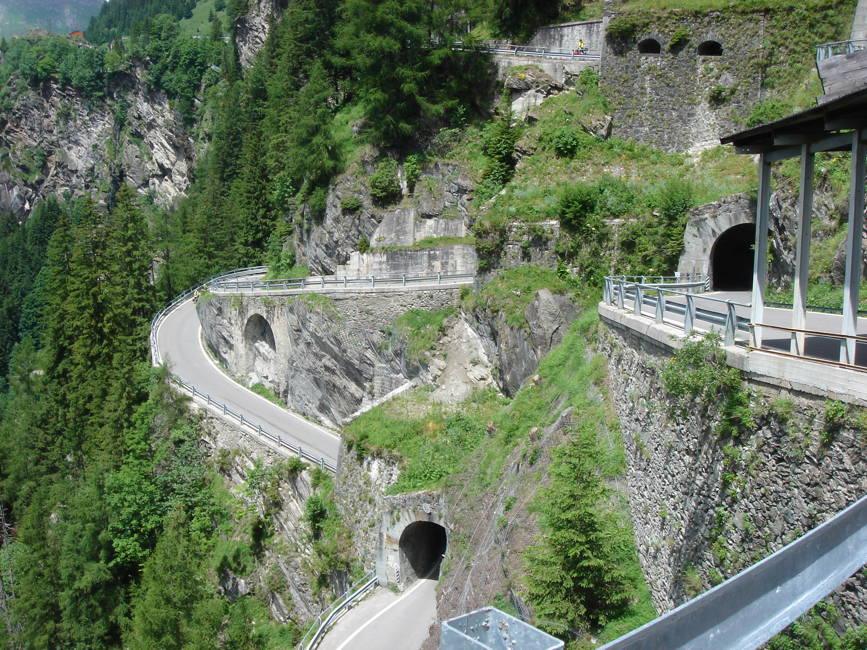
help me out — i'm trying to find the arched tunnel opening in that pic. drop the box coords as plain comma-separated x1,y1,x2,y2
243,314,276,352
399,521,447,581
711,223,756,291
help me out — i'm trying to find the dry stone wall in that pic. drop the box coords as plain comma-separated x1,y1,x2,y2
600,320,867,625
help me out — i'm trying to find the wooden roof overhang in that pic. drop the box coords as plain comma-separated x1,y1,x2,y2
720,88,867,162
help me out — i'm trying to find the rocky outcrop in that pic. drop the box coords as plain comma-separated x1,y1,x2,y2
234,0,281,69
296,154,477,277
466,289,578,396
197,289,463,427
0,70,193,218
600,321,867,625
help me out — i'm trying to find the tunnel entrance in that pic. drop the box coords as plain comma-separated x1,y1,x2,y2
399,521,447,581
711,223,756,290
243,314,276,383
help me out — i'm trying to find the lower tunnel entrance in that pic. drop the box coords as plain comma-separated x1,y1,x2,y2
711,223,756,290
399,521,447,581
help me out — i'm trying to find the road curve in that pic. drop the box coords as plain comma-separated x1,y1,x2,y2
156,297,342,467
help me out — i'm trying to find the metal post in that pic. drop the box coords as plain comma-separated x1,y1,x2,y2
258,424,263,437
604,277,611,304
685,294,695,334
634,285,643,316
344,276,347,288
655,292,665,323
751,154,772,348
223,404,227,416
402,274,407,286
791,144,814,356
437,272,442,284
371,275,375,287
725,302,737,346
617,282,625,309
321,276,325,288
841,129,865,364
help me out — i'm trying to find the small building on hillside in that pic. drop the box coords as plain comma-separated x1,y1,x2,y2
69,31,86,42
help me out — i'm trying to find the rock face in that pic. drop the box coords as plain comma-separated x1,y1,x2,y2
198,412,321,622
197,289,463,427
600,321,867,625
296,156,477,278
234,0,281,69
0,70,193,218
466,289,578,396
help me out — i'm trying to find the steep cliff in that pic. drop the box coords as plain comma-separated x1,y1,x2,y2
0,68,193,218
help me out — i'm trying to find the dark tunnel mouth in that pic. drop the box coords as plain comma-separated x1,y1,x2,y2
243,313,276,352
399,521,448,581
711,223,756,291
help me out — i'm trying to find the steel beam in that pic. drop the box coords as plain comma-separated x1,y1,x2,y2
841,128,865,363
791,145,814,355
751,155,772,348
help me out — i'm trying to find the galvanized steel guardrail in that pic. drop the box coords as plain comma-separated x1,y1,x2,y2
453,41,601,60
816,39,867,62
298,571,379,650
149,265,338,472
602,274,751,346
601,493,867,649
209,271,477,294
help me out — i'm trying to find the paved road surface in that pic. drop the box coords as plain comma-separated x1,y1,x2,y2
318,579,438,650
156,298,342,467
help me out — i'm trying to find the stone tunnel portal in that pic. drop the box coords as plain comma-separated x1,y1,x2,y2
399,521,447,581
243,314,277,383
710,223,755,291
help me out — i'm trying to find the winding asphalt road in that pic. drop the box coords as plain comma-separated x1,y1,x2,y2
155,297,342,467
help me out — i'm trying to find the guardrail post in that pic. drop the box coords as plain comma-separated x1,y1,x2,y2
437,272,442,284
603,277,611,304
298,446,303,459
685,294,696,334
320,276,325,288
223,404,227,416
343,276,347,288
320,458,325,470
301,277,306,290
655,292,665,323
402,274,407,286
634,285,643,316
617,282,625,309
725,302,737,346
240,414,245,425
257,424,263,437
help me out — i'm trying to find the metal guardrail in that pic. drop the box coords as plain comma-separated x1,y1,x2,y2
600,493,867,649
816,39,867,62
148,265,337,472
298,572,379,650
453,41,601,61
209,272,477,293
602,274,751,346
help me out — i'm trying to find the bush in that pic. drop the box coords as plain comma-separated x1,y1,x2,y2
551,127,581,158
404,154,422,193
558,183,598,234
745,99,789,128
358,235,370,254
606,15,643,41
341,195,362,213
595,176,637,219
369,159,402,205
708,85,734,106
670,26,690,51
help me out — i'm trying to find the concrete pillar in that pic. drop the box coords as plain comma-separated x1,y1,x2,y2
751,154,772,348
841,129,865,364
791,145,814,355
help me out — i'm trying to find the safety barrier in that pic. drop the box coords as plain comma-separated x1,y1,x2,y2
298,572,379,650
816,39,867,62
149,265,337,472
209,272,477,294
602,274,751,346
453,41,601,60
600,493,867,649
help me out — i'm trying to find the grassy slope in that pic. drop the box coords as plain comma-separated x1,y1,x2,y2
178,0,226,37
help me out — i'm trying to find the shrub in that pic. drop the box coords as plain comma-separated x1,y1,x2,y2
745,99,789,128
606,15,643,41
558,183,598,234
304,493,328,540
341,195,362,213
404,154,422,193
670,26,690,51
358,235,370,254
369,159,402,205
822,400,847,445
708,85,734,106
595,176,637,219
307,186,328,220
551,127,581,158
472,220,508,272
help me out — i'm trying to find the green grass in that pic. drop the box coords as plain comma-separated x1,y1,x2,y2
392,307,456,363
463,266,571,328
767,282,867,312
263,264,310,280
178,0,225,37
250,383,285,407
473,88,754,229
331,102,369,168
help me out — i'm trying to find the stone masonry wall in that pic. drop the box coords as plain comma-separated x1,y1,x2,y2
601,12,765,152
599,320,866,624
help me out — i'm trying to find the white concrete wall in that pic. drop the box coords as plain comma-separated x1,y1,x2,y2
528,19,604,52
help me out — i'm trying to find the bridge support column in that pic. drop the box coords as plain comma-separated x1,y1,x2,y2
791,145,814,355
751,154,772,349
841,128,865,364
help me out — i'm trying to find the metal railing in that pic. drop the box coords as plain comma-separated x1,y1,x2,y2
149,265,337,472
209,272,476,294
602,275,751,346
816,39,867,62
453,41,601,60
601,493,867,649
298,572,379,650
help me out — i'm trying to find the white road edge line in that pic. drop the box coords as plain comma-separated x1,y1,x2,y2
195,322,341,442
333,579,432,650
